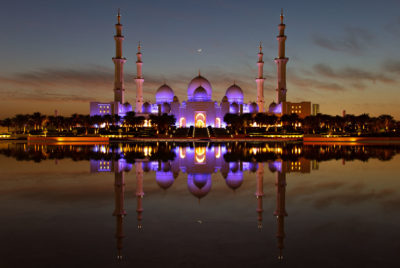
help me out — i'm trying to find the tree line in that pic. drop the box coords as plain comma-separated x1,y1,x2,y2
1,111,399,136
223,112,400,135
0,112,175,135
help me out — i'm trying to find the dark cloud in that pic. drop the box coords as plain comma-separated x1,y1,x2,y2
313,63,394,84
289,72,346,92
382,60,400,74
312,27,375,54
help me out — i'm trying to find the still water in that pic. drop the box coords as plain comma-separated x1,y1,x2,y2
0,141,399,267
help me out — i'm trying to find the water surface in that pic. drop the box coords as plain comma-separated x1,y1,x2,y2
0,141,399,267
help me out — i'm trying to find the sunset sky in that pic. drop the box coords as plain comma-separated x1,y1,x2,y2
0,0,399,118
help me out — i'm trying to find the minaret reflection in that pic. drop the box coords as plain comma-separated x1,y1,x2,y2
113,169,126,260
268,160,288,260
255,163,264,229
135,162,144,229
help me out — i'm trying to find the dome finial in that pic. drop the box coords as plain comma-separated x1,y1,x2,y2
198,69,201,76
138,41,141,52
280,8,284,24
259,42,263,53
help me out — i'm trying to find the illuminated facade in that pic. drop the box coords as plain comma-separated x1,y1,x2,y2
89,10,315,124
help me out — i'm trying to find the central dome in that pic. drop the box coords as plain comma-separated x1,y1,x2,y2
193,86,208,101
187,75,212,101
225,84,244,104
156,84,174,104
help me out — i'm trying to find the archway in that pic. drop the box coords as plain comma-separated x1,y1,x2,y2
195,112,206,128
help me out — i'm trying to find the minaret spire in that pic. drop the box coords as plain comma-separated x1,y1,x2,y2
275,9,289,104
113,9,126,104
256,42,265,112
117,8,121,24
135,41,144,113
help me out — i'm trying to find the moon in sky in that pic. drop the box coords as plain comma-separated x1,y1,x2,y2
197,48,202,53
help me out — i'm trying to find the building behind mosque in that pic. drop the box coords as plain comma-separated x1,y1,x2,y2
90,10,314,127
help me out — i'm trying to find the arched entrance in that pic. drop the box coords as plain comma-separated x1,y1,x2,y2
195,112,206,128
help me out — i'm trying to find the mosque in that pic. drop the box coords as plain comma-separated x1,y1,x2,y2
90,10,313,127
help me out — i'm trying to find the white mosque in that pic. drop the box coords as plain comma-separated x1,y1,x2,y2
90,10,312,127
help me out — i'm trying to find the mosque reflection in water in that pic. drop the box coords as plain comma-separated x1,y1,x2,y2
2,142,399,261
88,143,316,260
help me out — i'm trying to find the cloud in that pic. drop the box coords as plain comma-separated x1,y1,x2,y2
0,66,260,106
289,72,346,92
0,66,114,103
312,27,375,54
313,63,395,84
382,60,400,74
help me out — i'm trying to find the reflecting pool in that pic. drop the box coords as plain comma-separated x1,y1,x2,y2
0,141,399,267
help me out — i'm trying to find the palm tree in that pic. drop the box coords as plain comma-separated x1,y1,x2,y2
1,118,12,132
113,114,121,126
102,114,113,129
12,114,29,133
224,113,241,134
149,113,175,134
30,112,46,131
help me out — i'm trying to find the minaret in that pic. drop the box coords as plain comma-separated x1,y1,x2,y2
255,163,264,229
274,170,288,260
135,42,144,113
135,162,144,229
275,9,289,104
113,170,127,260
113,9,127,104
256,43,265,112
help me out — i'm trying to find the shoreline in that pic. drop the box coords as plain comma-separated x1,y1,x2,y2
0,136,399,144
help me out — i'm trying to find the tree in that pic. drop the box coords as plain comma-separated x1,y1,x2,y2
223,113,241,133
30,112,46,131
12,114,29,133
0,118,12,132
150,113,175,134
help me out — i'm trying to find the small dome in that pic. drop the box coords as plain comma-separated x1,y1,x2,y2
221,96,228,103
249,162,258,173
249,102,259,113
230,102,239,114
193,86,208,101
187,174,212,199
156,84,174,104
225,84,244,104
268,161,282,173
225,172,243,190
142,162,151,172
187,75,212,101
156,171,174,190
162,102,171,113
269,101,277,109
142,102,151,113
173,95,179,102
